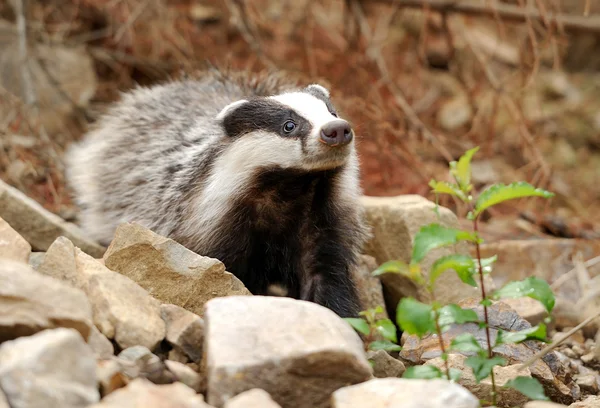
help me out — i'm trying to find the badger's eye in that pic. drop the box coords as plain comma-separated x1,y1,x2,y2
283,120,296,133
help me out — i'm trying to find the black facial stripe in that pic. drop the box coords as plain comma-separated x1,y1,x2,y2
303,86,338,116
221,98,313,140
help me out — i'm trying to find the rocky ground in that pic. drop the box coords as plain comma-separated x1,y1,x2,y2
1,178,599,408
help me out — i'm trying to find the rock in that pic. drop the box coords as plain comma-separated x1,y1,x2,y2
502,297,549,326
361,195,486,307
570,396,600,408
0,390,8,408
581,353,596,364
0,259,93,342
574,374,598,394
38,236,165,350
88,325,114,359
165,360,202,392
205,296,372,408
525,403,567,408
401,299,578,404
437,96,473,131
365,350,405,378
161,304,204,362
27,252,45,270
103,222,250,317
0,328,99,408
331,378,479,408
0,180,105,257
351,254,389,319
224,389,281,408
96,359,128,397
426,354,531,407
0,217,30,262
88,378,211,408
118,346,173,384
168,347,190,363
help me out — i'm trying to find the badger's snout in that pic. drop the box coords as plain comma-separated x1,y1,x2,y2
319,120,353,147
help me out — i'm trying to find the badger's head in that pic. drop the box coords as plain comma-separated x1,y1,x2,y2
215,84,355,171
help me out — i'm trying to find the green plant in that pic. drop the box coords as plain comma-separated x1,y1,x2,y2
344,306,402,352
350,147,556,406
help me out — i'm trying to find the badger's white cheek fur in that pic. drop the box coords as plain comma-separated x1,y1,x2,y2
186,131,303,240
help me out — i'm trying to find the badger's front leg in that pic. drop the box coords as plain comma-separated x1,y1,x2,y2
300,236,362,318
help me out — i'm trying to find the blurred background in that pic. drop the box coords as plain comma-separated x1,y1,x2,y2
0,0,599,241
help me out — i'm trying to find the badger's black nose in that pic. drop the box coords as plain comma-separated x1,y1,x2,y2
320,120,353,147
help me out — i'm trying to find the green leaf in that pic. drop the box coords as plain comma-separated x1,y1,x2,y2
343,318,370,336
450,146,480,192
493,277,556,313
465,355,506,383
504,376,549,401
369,340,402,352
448,368,463,382
437,304,479,329
449,333,484,354
375,319,398,343
430,254,477,287
403,365,443,379
474,182,554,217
372,261,424,285
396,297,435,337
480,255,498,273
495,324,548,346
429,180,467,201
411,224,478,264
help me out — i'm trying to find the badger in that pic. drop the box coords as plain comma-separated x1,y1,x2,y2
65,69,369,318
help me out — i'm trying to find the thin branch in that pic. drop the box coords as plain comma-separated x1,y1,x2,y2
361,0,600,34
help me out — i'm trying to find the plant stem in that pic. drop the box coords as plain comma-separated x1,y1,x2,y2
473,215,497,406
433,307,451,380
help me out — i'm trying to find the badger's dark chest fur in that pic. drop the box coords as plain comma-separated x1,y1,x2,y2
205,166,355,308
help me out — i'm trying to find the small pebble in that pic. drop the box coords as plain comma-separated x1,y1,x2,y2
581,353,596,364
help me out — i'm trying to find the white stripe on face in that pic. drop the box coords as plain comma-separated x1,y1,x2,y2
269,92,337,139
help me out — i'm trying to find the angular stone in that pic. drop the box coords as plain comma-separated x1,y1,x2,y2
118,346,173,384
0,179,105,257
161,304,204,362
88,325,114,359
164,360,202,392
38,236,165,350
88,378,211,408
365,350,405,378
574,374,598,394
569,396,600,408
351,255,389,319
0,328,99,408
0,259,93,342
0,217,30,262
361,195,483,307
331,378,479,408
502,297,549,326
426,354,531,407
205,296,371,408
224,389,281,408
103,222,250,317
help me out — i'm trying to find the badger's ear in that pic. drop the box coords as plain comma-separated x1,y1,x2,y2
216,99,248,122
305,84,330,99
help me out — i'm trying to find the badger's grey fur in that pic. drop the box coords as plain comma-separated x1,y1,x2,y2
65,70,369,317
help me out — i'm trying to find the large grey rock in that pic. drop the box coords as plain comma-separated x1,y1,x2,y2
38,236,165,350
0,180,105,257
224,389,281,408
0,328,99,408
361,195,484,306
103,222,250,317
365,350,405,378
205,296,372,408
88,378,211,408
0,217,30,262
331,378,479,408
161,304,204,362
0,259,93,342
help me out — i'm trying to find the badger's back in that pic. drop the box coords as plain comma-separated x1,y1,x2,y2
66,72,297,244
